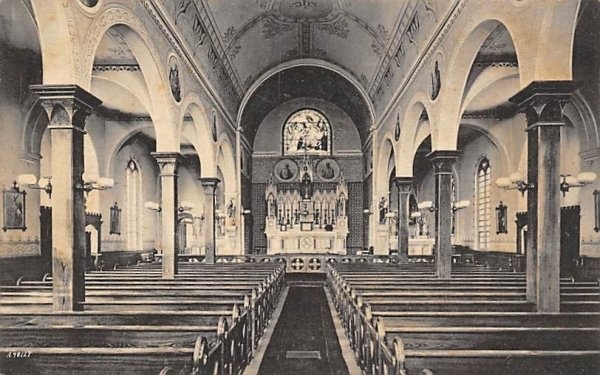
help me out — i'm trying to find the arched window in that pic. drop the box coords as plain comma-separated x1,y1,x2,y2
476,157,491,249
283,109,331,155
126,159,143,250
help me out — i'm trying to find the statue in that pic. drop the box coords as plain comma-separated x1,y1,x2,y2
226,199,235,218
379,197,388,224
300,171,313,199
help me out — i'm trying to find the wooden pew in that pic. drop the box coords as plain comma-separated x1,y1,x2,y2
327,264,600,375
0,263,286,374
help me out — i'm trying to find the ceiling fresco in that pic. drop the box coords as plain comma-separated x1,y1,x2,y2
162,0,427,107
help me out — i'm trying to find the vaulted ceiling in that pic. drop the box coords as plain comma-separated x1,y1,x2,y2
205,0,406,93
240,65,372,145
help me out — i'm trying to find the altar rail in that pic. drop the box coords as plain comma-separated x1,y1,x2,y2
155,254,416,273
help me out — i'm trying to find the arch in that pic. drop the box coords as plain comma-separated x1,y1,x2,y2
460,67,520,115
534,0,580,81
30,1,77,84
216,134,236,197
563,91,600,153
179,92,217,178
125,158,144,250
433,18,525,151
282,108,332,156
376,136,397,197
22,104,48,160
458,121,512,179
397,93,432,176
104,123,155,178
81,5,177,151
238,59,376,129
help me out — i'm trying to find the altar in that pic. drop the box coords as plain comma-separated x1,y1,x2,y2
264,158,348,254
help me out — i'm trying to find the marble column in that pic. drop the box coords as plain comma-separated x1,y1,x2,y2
152,152,182,279
30,85,101,311
393,177,413,262
510,81,577,312
200,178,220,264
428,151,458,279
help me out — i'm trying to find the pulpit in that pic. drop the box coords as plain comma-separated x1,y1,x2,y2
264,169,348,254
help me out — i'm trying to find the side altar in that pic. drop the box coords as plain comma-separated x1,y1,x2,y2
264,160,349,254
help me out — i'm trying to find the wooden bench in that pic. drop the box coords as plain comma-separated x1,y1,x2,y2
327,264,600,375
0,263,286,374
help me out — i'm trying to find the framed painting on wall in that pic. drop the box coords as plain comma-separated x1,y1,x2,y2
2,183,26,231
109,202,121,235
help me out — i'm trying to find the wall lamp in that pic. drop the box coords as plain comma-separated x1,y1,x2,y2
16,174,53,198
559,172,597,197
417,200,470,212
75,173,114,194
362,209,372,215
496,172,534,196
144,201,161,212
178,201,194,212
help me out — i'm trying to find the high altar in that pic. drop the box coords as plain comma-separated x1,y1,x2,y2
264,160,349,254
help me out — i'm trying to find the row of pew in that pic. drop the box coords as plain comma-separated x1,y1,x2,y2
327,262,600,375
0,262,285,374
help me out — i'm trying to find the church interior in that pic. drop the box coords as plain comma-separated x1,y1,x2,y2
0,0,599,374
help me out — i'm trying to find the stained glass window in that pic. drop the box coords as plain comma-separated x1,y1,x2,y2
283,109,331,156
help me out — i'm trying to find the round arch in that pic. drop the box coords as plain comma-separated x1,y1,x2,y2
30,1,77,84
216,135,236,197
81,5,177,151
376,136,397,197
397,94,432,176
433,18,526,151
104,123,155,178
237,59,376,129
179,92,217,178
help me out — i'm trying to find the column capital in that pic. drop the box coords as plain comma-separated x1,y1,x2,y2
427,150,458,174
151,152,184,163
509,80,579,129
152,152,183,177
200,177,220,191
392,176,413,193
30,84,101,130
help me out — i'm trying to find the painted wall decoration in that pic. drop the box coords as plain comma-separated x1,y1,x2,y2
274,159,299,182
283,108,331,155
2,183,26,232
168,57,182,102
316,158,340,181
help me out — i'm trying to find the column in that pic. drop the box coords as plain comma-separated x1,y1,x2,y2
200,178,220,264
393,177,413,262
152,152,182,279
510,81,577,312
236,126,243,254
30,85,101,311
428,151,458,279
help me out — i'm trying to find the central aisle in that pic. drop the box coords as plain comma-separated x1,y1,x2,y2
257,286,349,375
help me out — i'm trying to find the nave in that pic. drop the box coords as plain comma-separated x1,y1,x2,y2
1,256,599,374
1,0,600,374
